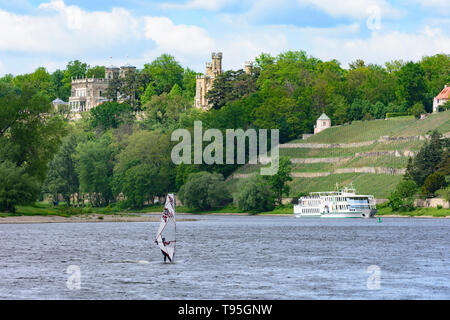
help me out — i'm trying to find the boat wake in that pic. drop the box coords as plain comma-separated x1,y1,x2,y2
106,259,150,264
106,259,188,265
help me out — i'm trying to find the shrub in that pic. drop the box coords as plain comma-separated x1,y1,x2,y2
422,172,447,197
408,102,426,119
234,175,274,213
0,161,40,213
387,179,417,212
439,100,450,111
178,171,230,210
60,206,83,216
385,112,410,118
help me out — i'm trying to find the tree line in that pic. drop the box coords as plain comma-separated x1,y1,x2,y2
0,51,448,213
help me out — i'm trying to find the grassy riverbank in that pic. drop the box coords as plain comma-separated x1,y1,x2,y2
0,202,294,218
376,206,450,217
2,202,448,220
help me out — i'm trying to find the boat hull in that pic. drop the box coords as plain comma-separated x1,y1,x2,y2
295,209,376,218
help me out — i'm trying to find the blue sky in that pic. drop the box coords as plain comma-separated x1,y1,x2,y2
0,0,449,76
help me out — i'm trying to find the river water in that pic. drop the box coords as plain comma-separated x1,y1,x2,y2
0,215,449,299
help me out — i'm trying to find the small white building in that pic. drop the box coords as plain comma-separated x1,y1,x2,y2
314,113,331,134
52,98,69,112
433,84,450,113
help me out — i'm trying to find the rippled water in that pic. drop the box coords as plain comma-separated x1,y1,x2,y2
0,215,449,299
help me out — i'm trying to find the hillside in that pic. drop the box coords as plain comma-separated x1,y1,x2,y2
228,110,450,199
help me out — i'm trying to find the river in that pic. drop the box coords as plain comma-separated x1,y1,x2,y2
0,215,449,299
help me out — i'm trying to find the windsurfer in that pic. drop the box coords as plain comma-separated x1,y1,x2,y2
158,237,172,263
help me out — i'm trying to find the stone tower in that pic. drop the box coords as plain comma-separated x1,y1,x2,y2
119,64,136,78
105,66,120,80
195,52,223,110
244,61,253,74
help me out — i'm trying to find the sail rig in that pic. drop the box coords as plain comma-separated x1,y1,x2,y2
155,194,176,261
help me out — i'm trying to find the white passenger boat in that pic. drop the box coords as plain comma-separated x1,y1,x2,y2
294,185,377,218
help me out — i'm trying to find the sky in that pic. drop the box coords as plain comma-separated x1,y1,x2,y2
0,0,449,76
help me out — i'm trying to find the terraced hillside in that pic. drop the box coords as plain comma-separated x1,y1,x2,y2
228,110,450,199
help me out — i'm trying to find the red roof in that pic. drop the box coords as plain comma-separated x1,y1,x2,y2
436,86,450,99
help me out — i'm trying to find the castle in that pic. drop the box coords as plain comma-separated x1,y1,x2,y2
195,52,253,110
68,64,136,117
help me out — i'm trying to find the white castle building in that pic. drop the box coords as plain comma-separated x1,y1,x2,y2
67,64,136,118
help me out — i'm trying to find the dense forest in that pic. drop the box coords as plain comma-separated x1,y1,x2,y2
0,51,449,212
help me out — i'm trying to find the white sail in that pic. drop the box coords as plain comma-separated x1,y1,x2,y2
155,194,176,261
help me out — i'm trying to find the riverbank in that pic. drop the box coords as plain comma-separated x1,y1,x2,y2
0,214,198,224
1,202,448,223
376,206,450,218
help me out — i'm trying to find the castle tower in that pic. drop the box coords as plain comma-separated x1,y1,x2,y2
195,52,223,110
244,61,253,74
211,52,222,76
119,65,136,79
105,66,120,80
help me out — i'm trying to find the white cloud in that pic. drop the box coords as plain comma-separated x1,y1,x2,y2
308,26,450,68
0,0,215,72
143,17,215,56
297,0,404,19
161,0,239,11
0,0,139,54
0,0,448,76
411,0,449,10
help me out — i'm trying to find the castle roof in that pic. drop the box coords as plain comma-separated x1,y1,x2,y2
318,113,330,120
120,64,136,69
436,86,450,100
52,98,68,104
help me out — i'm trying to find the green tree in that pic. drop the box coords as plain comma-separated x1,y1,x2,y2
409,102,426,119
143,93,191,131
113,130,174,208
235,175,274,213
0,82,67,182
178,171,230,210
387,179,417,212
422,173,446,197
0,161,40,213
182,68,198,100
206,69,258,110
90,102,133,131
405,131,445,186
141,82,157,105
264,157,292,205
142,54,184,95
175,163,200,191
74,133,116,207
86,66,105,79
397,62,426,109
42,133,80,205
169,83,183,97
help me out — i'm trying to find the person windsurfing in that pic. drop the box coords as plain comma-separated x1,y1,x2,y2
155,194,176,263
156,237,172,263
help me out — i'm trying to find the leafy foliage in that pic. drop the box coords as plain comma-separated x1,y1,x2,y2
387,179,417,212
234,175,274,213
178,171,230,210
89,102,133,131
0,161,40,213
264,157,293,204
422,173,447,197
